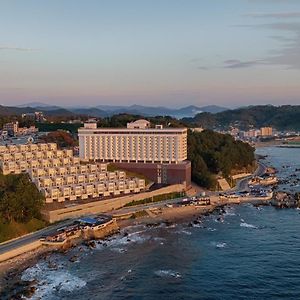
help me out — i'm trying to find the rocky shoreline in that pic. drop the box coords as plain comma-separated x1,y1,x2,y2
0,200,267,299
0,203,218,299
1,152,295,299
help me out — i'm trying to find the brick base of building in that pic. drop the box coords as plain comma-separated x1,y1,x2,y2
112,160,191,189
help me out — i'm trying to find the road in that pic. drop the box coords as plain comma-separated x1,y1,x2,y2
111,196,186,216
234,162,266,192
0,219,74,255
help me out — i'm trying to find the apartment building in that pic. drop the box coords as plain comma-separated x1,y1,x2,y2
3,121,19,135
0,142,145,203
260,127,273,137
78,120,191,188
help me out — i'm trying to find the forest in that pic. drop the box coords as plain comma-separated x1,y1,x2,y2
0,173,45,242
188,130,255,189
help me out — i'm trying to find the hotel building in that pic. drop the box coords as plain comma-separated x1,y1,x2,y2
0,142,145,203
78,120,191,187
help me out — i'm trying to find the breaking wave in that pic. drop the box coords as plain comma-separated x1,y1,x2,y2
240,222,258,229
154,269,182,278
21,261,86,299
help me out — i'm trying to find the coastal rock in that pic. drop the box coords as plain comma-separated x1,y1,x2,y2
69,255,78,263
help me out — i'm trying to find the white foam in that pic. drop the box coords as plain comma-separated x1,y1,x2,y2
111,247,127,253
240,222,258,229
102,230,150,252
191,223,203,228
175,229,192,235
207,227,216,231
154,269,182,278
224,206,236,216
211,241,227,248
217,242,227,248
21,261,86,299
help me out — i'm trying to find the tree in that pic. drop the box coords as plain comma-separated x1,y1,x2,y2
0,174,44,223
187,129,255,189
40,131,77,148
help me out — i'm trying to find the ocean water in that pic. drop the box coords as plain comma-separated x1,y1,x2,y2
256,146,300,193
19,147,300,299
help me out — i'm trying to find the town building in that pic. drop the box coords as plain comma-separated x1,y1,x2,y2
3,121,19,135
260,127,273,137
22,111,45,122
78,120,191,188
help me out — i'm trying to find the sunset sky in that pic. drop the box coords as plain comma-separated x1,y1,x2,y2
0,0,300,108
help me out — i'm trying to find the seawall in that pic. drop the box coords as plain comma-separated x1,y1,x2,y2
0,241,42,263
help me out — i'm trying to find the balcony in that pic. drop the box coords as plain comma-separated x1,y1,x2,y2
64,176,74,185
38,143,48,151
68,166,77,174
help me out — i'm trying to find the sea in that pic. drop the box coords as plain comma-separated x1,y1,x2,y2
17,147,300,299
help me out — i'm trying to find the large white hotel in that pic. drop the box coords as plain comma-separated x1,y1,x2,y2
78,120,191,187
78,119,187,163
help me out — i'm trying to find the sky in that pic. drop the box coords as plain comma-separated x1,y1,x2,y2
0,0,300,108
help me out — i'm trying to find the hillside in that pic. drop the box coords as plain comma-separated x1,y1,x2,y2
188,130,255,189
183,105,300,131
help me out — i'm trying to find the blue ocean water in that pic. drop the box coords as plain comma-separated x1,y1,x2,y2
20,147,300,300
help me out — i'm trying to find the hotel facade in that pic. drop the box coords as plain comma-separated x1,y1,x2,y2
78,120,191,187
78,120,187,164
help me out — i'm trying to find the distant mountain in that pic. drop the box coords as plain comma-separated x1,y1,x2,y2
69,107,108,117
0,104,75,117
18,102,52,108
7,103,229,119
96,105,130,111
199,105,228,114
18,102,62,111
183,105,300,131
95,104,228,118
0,105,36,116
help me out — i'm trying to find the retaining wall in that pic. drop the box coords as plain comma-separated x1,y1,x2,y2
0,241,42,263
42,184,185,223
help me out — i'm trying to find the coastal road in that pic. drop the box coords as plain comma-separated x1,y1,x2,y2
0,219,74,255
234,162,266,192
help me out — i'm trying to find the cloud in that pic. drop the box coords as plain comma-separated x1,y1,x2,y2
233,19,300,69
0,45,38,52
223,59,262,69
246,12,300,18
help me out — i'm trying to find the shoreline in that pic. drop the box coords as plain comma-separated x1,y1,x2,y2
0,197,270,297
0,156,270,296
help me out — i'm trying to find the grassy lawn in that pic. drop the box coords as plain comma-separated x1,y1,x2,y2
0,219,47,243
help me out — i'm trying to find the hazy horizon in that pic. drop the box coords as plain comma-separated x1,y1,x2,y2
1,0,300,107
